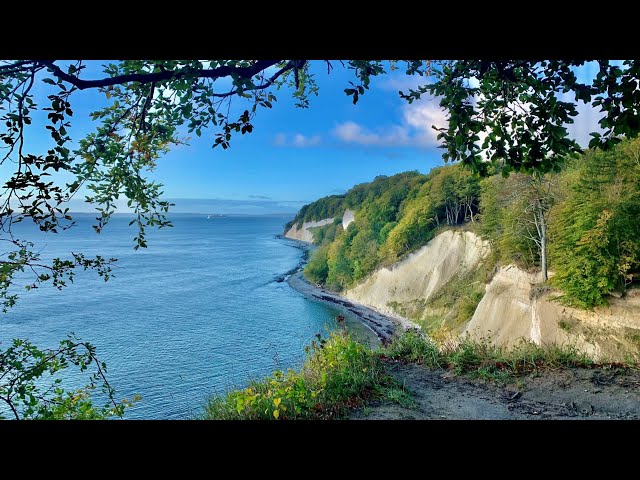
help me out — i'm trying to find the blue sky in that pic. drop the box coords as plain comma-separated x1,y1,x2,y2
3,61,608,214
149,63,447,213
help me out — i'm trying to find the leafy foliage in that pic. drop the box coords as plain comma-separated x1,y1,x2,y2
301,166,481,290
202,330,391,420
550,140,640,307
0,336,137,419
405,60,640,174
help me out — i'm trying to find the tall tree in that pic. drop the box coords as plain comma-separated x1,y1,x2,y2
513,174,555,281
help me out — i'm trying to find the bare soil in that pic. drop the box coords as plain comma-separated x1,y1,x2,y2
351,362,640,420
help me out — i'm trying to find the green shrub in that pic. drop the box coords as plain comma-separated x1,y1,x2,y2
550,142,640,308
304,245,329,284
384,330,441,367
203,331,392,420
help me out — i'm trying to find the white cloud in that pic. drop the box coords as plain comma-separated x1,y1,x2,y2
333,95,447,149
377,74,427,93
273,133,321,148
402,97,448,145
292,133,321,147
333,121,410,147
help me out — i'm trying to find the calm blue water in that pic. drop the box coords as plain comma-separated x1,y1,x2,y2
0,214,348,419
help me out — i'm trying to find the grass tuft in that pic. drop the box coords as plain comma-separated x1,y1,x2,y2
383,330,610,384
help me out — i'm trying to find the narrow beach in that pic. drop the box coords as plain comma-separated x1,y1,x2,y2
279,235,406,346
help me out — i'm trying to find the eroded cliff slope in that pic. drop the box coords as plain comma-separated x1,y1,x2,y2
344,230,640,360
464,266,640,360
345,231,490,319
285,218,334,243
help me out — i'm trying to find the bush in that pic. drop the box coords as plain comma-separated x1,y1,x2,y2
304,245,329,284
384,330,441,367
203,331,392,420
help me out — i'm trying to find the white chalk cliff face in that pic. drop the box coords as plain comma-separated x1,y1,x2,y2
342,229,640,361
464,266,640,361
345,231,490,319
284,218,334,243
342,209,355,230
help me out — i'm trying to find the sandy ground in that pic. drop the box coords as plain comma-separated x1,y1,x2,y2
351,362,640,420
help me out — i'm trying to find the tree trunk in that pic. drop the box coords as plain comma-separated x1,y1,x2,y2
539,203,548,281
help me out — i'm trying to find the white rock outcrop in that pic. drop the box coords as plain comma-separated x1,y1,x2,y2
345,231,490,317
463,265,640,360
284,218,334,243
342,209,355,231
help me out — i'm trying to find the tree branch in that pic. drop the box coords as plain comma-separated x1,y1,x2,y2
40,60,287,90
208,60,302,98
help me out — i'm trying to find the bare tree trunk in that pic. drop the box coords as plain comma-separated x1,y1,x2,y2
533,198,548,281
466,198,475,223
453,202,460,224
540,207,548,281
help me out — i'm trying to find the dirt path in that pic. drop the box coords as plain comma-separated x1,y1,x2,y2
351,362,640,420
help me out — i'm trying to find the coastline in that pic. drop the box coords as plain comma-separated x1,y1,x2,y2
278,234,407,346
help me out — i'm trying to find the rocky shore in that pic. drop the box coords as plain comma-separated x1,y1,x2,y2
279,235,407,346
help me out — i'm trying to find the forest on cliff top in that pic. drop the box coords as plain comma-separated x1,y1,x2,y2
293,137,640,309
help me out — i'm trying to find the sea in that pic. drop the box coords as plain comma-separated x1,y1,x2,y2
0,214,355,419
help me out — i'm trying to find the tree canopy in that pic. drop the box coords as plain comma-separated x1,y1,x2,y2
303,137,640,310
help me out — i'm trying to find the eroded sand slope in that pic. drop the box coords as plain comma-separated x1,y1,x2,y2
345,231,490,318
343,229,640,360
464,265,640,360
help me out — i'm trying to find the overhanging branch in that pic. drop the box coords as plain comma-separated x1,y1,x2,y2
39,60,290,90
